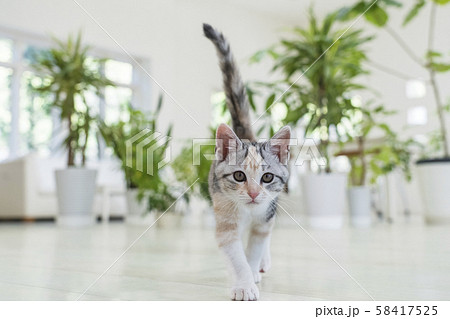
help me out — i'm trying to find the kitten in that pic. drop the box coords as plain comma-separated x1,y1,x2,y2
204,24,291,301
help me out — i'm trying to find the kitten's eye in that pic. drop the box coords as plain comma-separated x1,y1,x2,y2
261,173,274,183
233,171,246,182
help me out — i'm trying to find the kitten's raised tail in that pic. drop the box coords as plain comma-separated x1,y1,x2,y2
203,23,256,142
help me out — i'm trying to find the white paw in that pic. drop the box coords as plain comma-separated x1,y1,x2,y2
253,270,262,283
259,253,271,273
231,282,259,301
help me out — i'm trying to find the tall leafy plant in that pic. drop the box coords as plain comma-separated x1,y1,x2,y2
250,9,373,172
30,33,112,166
99,98,177,212
338,0,450,158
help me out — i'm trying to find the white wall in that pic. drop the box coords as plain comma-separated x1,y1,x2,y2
0,0,307,144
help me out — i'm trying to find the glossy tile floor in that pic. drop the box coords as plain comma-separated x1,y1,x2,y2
0,213,449,301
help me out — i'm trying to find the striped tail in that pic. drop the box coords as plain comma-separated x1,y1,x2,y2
203,23,256,142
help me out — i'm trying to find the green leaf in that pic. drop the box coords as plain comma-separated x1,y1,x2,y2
246,85,257,112
433,0,450,4
335,6,353,21
269,126,275,137
365,4,388,27
265,93,276,111
403,0,426,26
378,123,394,135
155,93,164,115
426,50,443,59
249,50,266,64
430,62,450,72
381,0,402,7
335,2,366,21
337,1,392,26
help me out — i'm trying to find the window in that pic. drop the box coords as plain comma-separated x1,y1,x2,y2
0,38,13,62
405,79,426,99
105,59,133,84
0,66,12,160
19,71,53,155
0,29,150,162
407,105,427,126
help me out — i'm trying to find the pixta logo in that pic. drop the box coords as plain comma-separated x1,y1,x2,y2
125,129,171,176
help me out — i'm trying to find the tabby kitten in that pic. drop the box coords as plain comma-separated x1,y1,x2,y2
204,24,291,301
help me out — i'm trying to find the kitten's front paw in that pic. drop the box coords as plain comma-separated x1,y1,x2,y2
252,270,262,283
231,282,259,301
259,253,271,273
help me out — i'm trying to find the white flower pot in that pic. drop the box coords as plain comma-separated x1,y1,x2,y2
55,168,97,227
301,173,347,229
125,189,151,225
348,186,372,227
417,159,450,224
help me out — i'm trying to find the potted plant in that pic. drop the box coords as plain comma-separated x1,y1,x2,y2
30,33,112,226
338,0,450,223
250,9,373,228
338,105,413,226
99,99,177,224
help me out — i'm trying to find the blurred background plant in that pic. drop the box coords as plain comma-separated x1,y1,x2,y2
171,127,216,203
99,96,180,213
368,135,414,184
249,8,374,173
29,32,113,166
171,91,228,203
337,0,450,159
337,103,413,186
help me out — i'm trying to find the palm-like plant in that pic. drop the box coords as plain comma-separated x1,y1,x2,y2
30,33,112,166
250,9,373,172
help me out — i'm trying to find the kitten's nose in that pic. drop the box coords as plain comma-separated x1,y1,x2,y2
248,191,259,200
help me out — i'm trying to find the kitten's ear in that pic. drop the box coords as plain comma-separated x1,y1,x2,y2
268,126,291,165
216,123,241,161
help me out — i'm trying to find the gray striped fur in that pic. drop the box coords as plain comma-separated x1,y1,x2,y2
203,23,256,142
